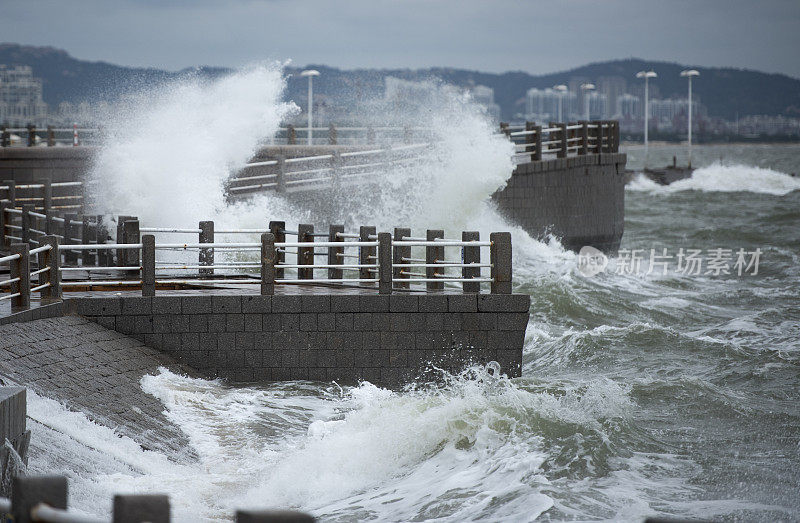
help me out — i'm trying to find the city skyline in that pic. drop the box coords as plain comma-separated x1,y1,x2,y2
2,0,800,79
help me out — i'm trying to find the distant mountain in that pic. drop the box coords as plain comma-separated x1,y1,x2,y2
2,43,799,121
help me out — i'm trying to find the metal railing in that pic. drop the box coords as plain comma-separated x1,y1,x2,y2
0,474,314,522
229,120,620,197
0,180,85,213
0,124,433,148
1,202,100,266
228,142,431,195
0,121,621,156
501,120,620,162
0,125,101,147
1,216,512,309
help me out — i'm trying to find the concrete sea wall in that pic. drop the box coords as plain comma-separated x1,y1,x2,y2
70,293,530,386
493,153,627,253
0,148,95,184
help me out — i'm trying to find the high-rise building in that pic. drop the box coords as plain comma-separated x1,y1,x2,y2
597,76,626,118
525,88,576,122
617,93,640,118
586,92,608,120
568,77,591,118
649,98,707,131
0,65,48,126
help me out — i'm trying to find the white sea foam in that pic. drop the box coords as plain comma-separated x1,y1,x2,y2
88,63,306,234
23,366,647,521
627,163,800,195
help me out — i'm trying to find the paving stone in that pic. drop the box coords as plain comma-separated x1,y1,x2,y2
0,317,198,462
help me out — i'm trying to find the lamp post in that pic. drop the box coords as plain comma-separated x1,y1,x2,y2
580,83,595,121
300,69,320,145
680,69,699,168
553,84,567,122
636,70,657,168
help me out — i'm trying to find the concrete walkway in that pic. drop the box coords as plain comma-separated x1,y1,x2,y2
0,315,198,461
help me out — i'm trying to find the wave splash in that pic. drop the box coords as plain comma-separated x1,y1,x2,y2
627,163,800,195
88,63,303,229
24,365,636,521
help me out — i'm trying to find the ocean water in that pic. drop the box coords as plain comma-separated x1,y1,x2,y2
22,67,800,521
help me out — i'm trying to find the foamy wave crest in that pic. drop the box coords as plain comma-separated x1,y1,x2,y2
140,366,555,521
627,163,800,196
89,63,299,227
24,364,643,521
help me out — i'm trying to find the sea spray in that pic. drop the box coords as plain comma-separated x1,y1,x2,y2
88,63,300,228
24,364,639,521
627,162,800,195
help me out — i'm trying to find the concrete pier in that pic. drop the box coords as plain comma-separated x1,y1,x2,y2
493,153,627,253
69,291,530,384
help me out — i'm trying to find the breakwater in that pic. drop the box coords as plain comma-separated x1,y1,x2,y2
1,214,528,386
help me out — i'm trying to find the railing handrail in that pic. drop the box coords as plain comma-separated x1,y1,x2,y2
2,219,512,306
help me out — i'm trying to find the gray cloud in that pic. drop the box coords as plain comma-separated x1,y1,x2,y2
2,0,799,77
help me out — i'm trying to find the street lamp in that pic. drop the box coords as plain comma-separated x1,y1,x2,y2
636,70,657,167
553,84,567,122
680,69,700,168
580,83,595,121
300,69,320,145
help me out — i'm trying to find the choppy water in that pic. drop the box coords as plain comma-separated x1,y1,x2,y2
23,143,799,522
17,62,800,521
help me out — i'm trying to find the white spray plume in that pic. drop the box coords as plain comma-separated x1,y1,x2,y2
89,63,299,227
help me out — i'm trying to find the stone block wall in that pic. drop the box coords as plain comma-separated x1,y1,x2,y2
0,387,30,496
0,147,95,184
70,293,531,386
493,153,626,253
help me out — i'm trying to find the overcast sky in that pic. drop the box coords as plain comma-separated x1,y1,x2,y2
3,0,800,78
